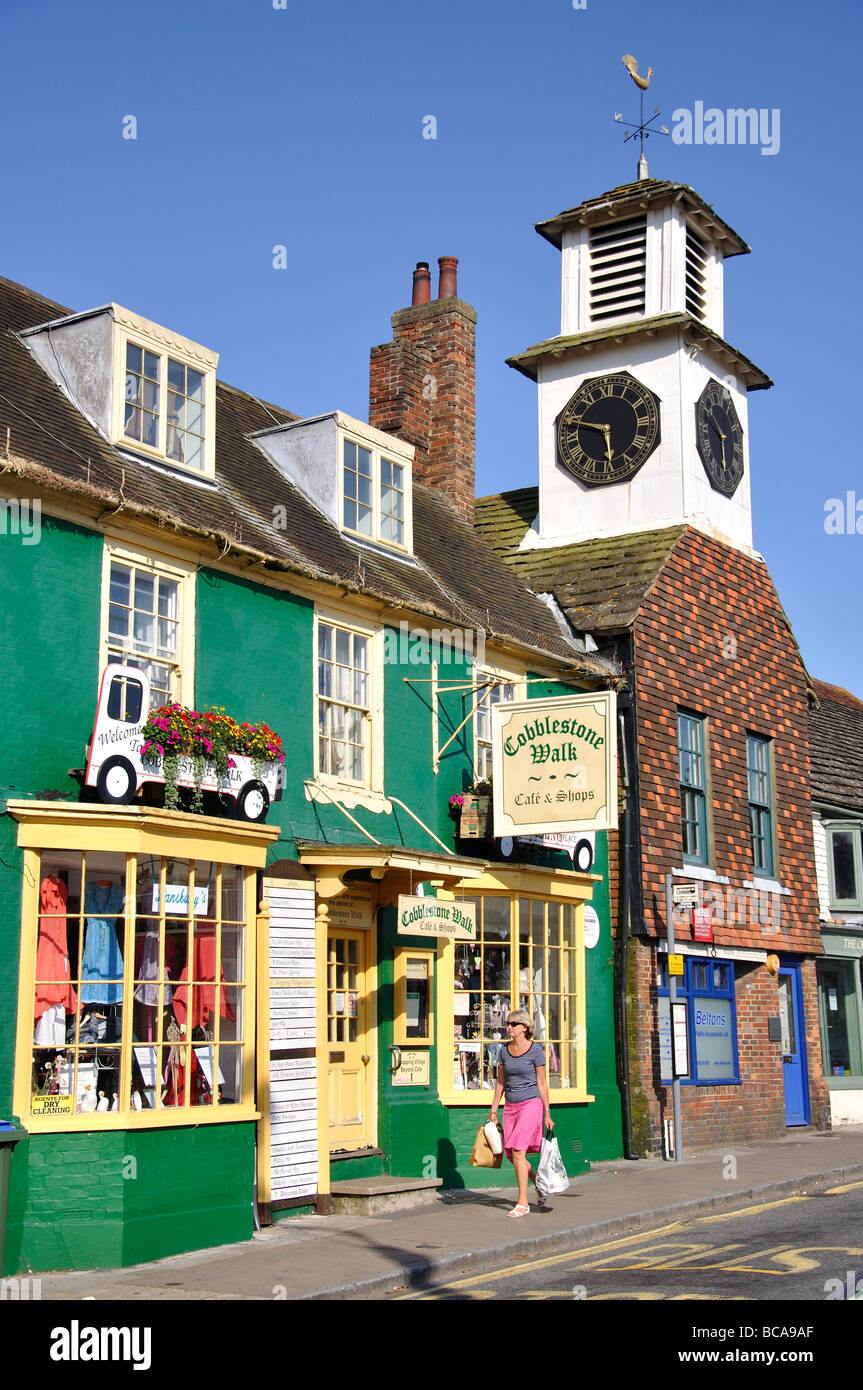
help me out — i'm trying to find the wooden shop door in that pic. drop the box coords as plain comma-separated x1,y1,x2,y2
327,928,372,1151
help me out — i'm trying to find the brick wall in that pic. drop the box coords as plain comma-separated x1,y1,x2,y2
369,293,477,523
634,528,820,955
611,528,829,1152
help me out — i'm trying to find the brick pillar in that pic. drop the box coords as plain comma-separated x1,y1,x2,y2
369,258,476,524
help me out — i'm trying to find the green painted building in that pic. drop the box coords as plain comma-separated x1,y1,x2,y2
0,270,622,1274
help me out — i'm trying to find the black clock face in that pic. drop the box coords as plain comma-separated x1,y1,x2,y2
695,379,744,497
556,372,661,488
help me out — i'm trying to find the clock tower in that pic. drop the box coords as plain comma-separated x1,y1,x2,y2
506,178,772,553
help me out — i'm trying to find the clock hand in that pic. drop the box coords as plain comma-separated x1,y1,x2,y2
572,418,611,433
604,429,614,464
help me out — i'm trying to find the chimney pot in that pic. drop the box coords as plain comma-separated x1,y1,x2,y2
412,261,431,306
438,255,458,300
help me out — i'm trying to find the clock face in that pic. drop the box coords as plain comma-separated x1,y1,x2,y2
695,379,744,497
556,371,661,488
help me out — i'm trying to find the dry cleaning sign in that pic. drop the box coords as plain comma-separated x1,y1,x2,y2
397,895,476,940
491,691,617,836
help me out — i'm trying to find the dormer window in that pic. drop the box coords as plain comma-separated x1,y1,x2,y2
341,430,411,550
111,308,217,477
121,339,210,473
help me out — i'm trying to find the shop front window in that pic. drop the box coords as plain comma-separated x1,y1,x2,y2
451,895,584,1095
29,850,250,1121
818,960,863,1078
658,956,739,1085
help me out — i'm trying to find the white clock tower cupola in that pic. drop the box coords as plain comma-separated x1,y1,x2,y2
507,179,772,554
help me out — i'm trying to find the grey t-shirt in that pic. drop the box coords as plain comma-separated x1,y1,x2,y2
498,1041,545,1103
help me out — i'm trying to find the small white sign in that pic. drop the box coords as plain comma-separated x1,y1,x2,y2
152,883,210,916
583,905,600,949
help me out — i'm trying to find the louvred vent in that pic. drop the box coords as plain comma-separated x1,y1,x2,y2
686,226,709,322
588,216,647,323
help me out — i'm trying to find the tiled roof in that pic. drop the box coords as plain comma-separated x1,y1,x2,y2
535,178,750,256
0,276,616,677
809,679,863,813
475,488,685,632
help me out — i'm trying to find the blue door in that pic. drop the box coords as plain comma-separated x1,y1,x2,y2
778,965,810,1126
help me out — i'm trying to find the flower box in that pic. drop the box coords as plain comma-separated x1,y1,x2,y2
84,663,285,822
459,794,491,839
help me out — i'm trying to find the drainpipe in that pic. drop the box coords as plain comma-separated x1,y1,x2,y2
615,630,643,1160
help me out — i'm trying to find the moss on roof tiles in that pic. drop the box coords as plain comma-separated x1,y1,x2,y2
476,487,685,632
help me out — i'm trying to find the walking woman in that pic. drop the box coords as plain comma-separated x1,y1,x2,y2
488,1008,553,1218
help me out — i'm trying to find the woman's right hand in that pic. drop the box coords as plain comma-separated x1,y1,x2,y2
488,1108,498,1122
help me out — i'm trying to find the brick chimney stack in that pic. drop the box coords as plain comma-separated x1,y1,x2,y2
369,256,476,523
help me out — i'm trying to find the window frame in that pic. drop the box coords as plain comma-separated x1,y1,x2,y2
313,607,383,794
436,879,592,1107
826,820,863,911
658,955,740,1086
10,802,276,1134
678,710,710,866
473,661,526,784
110,313,218,479
746,733,776,878
338,426,413,554
100,539,196,709
393,947,435,1047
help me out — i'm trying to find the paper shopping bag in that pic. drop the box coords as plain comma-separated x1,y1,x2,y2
470,1122,503,1168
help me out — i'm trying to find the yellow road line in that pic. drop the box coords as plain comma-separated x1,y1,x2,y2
396,1219,693,1297
692,1195,810,1223
823,1179,863,1196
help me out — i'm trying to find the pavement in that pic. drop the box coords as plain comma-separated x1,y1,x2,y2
36,1125,863,1301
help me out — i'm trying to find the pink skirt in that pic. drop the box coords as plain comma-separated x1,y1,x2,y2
503,1097,544,1157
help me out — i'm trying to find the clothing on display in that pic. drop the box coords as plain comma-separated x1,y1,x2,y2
171,924,234,1030
80,880,125,1004
34,875,77,1024
133,924,160,1007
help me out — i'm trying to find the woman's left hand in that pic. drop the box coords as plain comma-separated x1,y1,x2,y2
544,1110,554,1129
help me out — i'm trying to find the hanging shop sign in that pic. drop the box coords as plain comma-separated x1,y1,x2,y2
491,692,617,836
397,895,476,940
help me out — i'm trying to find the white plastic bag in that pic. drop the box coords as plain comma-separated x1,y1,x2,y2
536,1131,569,1195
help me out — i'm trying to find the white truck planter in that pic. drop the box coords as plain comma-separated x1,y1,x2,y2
84,664,284,822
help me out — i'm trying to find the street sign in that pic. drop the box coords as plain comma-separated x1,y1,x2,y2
668,954,685,976
673,883,700,907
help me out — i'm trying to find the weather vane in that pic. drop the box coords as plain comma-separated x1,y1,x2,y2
614,54,668,180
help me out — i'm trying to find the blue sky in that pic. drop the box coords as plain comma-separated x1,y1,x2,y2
2,0,861,694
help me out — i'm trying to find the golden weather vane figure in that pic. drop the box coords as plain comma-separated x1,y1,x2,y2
614,54,668,179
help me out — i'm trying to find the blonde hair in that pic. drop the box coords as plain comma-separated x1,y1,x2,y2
506,1009,534,1038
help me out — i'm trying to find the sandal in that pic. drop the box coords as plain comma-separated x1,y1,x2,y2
507,1204,530,1218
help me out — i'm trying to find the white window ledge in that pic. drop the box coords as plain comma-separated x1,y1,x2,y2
672,866,730,885
305,781,393,816
743,878,791,896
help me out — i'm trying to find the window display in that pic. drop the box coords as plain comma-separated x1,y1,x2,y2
451,895,583,1092
30,851,248,1120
